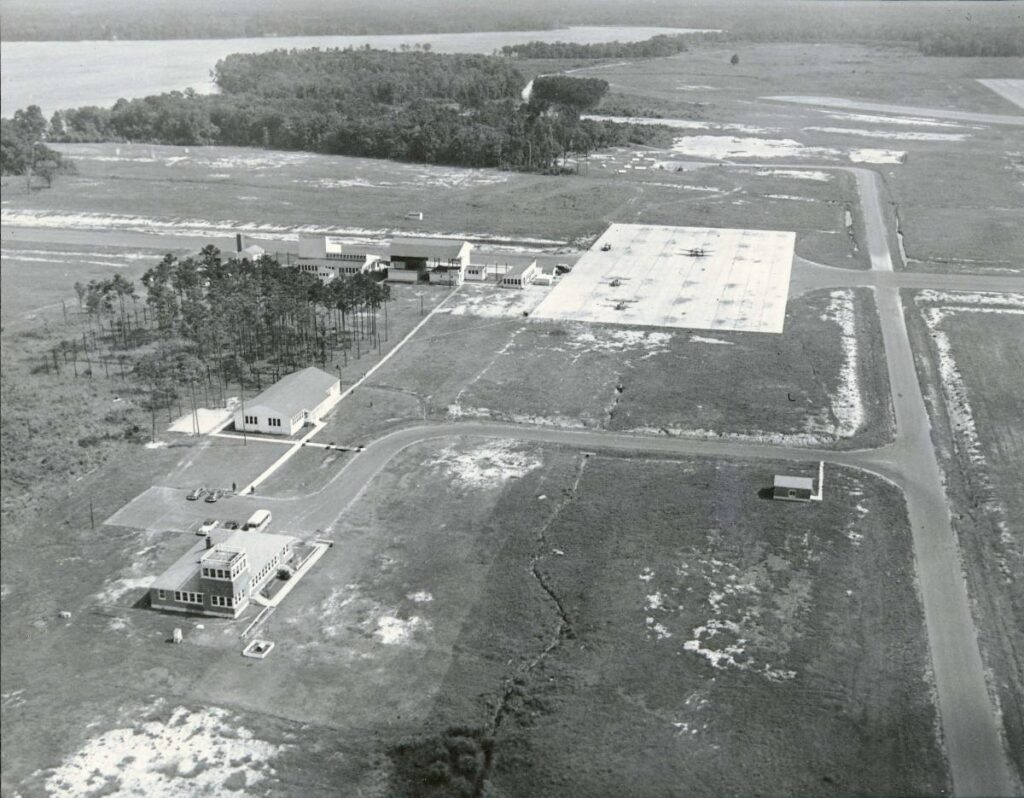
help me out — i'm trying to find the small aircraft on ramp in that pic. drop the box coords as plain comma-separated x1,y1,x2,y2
682,247,713,257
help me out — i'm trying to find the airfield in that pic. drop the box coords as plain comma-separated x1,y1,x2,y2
532,223,795,333
2,36,1023,798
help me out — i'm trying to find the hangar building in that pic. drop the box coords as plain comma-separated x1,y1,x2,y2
389,237,472,284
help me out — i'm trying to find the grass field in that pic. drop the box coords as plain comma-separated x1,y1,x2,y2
906,289,1024,784
578,41,1024,273
357,284,893,449
3,137,867,268
1,425,945,796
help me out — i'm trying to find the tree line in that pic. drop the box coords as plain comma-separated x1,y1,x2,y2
0,105,74,187
52,247,392,436
502,33,693,60
43,48,668,173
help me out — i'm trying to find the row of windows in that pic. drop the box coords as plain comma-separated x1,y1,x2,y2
254,553,283,585
156,589,245,607
243,414,258,425
201,566,242,580
268,417,282,428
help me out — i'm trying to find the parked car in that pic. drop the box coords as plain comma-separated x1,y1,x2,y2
196,519,218,535
186,487,207,501
204,489,222,503
223,520,240,530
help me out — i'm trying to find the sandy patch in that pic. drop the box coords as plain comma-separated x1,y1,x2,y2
754,169,832,182
439,284,549,318
848,148,906,164
373,614,430,645
805,290,865,439
671,135,839,160
806,126,968,142
427,440,542,490
821,110,976,129
568,327,673,356
94,576,155,604
43,705,282,798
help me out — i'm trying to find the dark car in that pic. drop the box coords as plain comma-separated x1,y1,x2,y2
186,487,206,501
223,520,240,530
204,489,222,503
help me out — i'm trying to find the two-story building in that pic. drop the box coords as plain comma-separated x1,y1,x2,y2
233,366,341,436
149,528,298,618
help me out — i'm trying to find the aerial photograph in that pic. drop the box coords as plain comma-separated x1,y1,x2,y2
0,0,1021,795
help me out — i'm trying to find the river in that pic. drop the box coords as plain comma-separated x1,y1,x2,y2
1,26,712,114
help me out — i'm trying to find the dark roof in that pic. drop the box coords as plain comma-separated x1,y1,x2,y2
247,367,338,418
389,237,471,260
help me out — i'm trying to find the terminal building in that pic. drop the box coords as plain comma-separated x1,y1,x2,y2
149,528,298,618
233,366,341,436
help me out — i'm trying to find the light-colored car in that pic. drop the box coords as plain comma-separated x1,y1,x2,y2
196,519,218,535
204,489,222,504
186,487,207,501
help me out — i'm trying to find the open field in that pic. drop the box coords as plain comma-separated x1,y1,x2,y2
1,433,947,794
583,42,1024,272
3,137,867,267
906,289,1024,784
0,240,183,323
367,284,893,449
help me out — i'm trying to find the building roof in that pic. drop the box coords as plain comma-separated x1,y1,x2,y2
773,475,815,491
245,367,338,420
503,260,538,280
390,237,471,260
151,528,298,592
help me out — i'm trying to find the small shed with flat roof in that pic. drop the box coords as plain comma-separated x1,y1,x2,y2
773,474,816,502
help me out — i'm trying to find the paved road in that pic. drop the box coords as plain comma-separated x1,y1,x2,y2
791,258,1024,296
765,95,1024,127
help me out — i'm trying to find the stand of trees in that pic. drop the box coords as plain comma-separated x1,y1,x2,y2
0,105,74,187
502,33,692,59
46,48,667,173
919,28,1024,58
56,247,392,432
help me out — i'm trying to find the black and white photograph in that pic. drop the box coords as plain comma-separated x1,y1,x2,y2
1,0,1022,795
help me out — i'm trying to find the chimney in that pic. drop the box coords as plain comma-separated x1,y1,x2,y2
236,233,243,253
205,534,213,549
